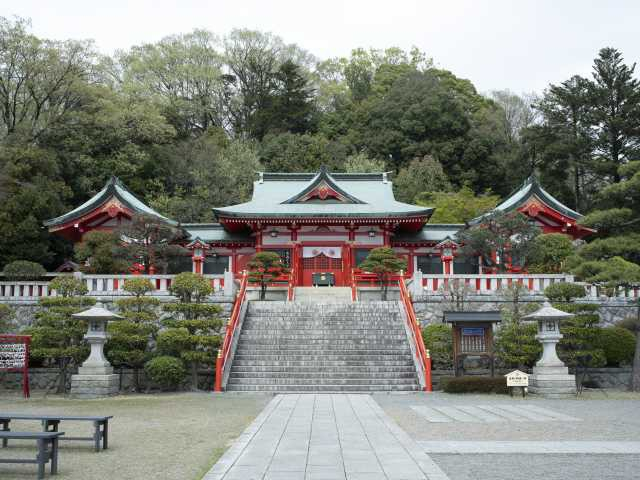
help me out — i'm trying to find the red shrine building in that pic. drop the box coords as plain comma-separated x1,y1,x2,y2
44,168,593,283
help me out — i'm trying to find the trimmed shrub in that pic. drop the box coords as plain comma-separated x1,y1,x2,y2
144,356,186,391
2,260,46,280
48,276,88,297
421,324,453,369
441,376,508,394
544,282,586,302
594,327,636,367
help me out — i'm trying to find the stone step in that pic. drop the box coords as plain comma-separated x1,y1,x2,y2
229,371,417,379
230,365,417,373
225,384,420,392
239,332,406,338
232,360,415,367
234,348,411,355
240,330,406,336
237,338,409,344
227,377,418,385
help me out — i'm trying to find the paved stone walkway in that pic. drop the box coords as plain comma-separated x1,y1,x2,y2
204,394,449,480
418,440,640,454
410,404,581,423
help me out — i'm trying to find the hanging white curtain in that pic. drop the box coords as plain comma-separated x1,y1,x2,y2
302,246,342,258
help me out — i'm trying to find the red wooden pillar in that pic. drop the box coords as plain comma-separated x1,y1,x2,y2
255,225,263,253
231,247,238,274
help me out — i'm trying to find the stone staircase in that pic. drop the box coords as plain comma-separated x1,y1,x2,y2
226,301,420,392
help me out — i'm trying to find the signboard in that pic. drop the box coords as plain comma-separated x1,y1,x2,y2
505,369,529,387
0,335,31,398
461,327,484,336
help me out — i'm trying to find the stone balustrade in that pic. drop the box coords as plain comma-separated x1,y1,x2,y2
0,271,234,301
410,271,639,300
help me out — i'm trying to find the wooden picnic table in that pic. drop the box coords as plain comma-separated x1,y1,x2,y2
0,414,112,451
0,431,63,479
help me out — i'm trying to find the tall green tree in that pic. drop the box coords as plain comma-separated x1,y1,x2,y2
415,186,499,224
589,48,640,183
115,214,186,273
107,278,159,391
457,211,541,273
393,156,451,203
159,273,222,390
26,277,94,393
120,30,225,137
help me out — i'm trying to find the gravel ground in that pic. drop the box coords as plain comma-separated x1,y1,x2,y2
0,392,271,480
431,453,640,480
373,391,640,442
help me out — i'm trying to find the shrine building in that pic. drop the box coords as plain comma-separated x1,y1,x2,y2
44,167,593,285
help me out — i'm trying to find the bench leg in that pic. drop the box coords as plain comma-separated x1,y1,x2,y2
37,438,45,480
0,420,9,448
102,420,109,450
94,421,100,452
51,437,59,475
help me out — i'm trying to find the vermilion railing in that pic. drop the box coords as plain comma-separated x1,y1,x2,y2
398,277,432,392
214,272,248,392
287,269,296,301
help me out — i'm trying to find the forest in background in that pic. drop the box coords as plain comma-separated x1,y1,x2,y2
0,16,639,275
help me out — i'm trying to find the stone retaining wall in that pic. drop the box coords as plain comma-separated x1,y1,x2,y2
0,367,216,393
2,299,234,333
412,295,636,327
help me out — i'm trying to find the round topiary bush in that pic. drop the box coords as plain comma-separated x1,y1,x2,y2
2,260,46,280
144,356,186,391
595,327,636,367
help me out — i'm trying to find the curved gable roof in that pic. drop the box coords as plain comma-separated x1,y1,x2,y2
214,169,433,220
44,176,177,228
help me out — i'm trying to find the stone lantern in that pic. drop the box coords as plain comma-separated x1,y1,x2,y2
69,302,122,399
523,301,576,397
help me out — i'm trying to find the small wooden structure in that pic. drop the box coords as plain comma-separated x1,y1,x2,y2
443,311,502,376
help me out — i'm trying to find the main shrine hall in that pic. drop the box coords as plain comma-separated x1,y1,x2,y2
44,166,593,285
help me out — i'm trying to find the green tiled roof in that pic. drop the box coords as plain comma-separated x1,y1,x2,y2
393,224,464,243
44,177,177,227
182,223,252,243
471,176,582,224
213,169,433,219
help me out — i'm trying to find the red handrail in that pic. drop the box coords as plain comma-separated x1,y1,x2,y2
287,269,296,301
214,272,248,392
398,277,432,392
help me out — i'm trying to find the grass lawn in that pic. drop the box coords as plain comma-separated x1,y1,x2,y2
0,392,272,480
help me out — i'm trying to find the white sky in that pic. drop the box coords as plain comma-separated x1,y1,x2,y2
3,0,640,94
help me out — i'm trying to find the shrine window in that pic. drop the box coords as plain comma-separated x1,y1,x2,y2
203,255,230,274
416,256,443,274
167,255,193,274
453,256,479,274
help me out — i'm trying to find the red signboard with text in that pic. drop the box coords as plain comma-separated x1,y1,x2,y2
0,335,31,398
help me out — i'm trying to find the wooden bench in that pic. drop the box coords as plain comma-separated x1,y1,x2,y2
0,431,63,479
0,414,112,451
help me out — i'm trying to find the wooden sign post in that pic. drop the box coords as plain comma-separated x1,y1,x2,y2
0,335,31,398
505,369,529,398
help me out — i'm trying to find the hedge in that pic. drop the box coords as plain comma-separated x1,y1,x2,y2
441,376,508,394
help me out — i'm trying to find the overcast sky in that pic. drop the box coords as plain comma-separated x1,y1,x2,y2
4,0,640,94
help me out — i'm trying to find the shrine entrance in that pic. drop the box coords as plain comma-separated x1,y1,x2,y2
300,246,345,286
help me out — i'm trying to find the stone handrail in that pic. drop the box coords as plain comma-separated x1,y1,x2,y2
0,272,234,300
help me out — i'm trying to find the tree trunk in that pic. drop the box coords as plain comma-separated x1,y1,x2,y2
632,331,640,392
191,362,199,391
133,367,140,392
56,359,68,394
